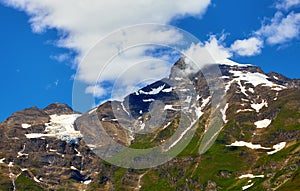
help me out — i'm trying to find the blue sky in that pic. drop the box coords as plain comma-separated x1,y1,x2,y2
0,5,75,120
0,0,300,121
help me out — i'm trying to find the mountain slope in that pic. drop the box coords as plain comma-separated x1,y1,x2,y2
0,59,299,190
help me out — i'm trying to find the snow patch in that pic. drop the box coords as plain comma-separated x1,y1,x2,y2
71,166,78,170
25,134,54,139
271,87,284,91
254,119,271,128
74,148,82,157
139,84,165,95
219,59,251,67
224,69,286,95
251,100,268,113
86,144,96,150
242,183,254,190
140,123,145,130
0,158,5,163
174,77,183,81
221,76,230,79
220,103,229,123
267,142,286,155
121,102,130,116
227,141,271,150
17,144,28,158
237,109,254,113
178,88,188,92
55,152,65,157
248,88,254,93
129,132,135,141
162,87,173,93
237,80,248,96
194,108,204,119
239,174,265,179
224,80,234,93
184,96,192,103
162,122,172,130
143,99,155,102
229,70,286,89
164,105,180,111
274,92,279,101
34,177,41,183
21,123,31,129
83,179,92,185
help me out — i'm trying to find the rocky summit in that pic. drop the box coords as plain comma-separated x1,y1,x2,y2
0,59,299,191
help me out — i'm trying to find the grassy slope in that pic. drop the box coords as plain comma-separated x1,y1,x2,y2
112,91,300,191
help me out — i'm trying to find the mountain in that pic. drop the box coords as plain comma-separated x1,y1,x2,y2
0,59,299,191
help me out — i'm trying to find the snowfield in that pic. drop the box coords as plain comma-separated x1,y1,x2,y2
25,114,82,143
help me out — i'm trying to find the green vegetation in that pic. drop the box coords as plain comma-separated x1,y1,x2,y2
0,168,12,191
277,168,300,191
112,167,127,190
15,174,43,191
271,106,300,131
130,117,179,149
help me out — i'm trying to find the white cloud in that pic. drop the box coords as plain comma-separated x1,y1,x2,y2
230,37,263,56
229,9,300,56
203,35,232,62
50,53,70,62
54,80,59,86
276,0,300,10
2,0,211,56
257,11,300,45
182,35,232,71
226,0,300,57
76,26,184,84
85,85,106,98
181,43,211,74
2,0,211,101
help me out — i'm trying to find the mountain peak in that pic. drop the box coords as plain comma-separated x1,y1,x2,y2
43,102,75,115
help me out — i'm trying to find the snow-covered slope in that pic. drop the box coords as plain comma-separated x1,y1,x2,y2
25,114,82,143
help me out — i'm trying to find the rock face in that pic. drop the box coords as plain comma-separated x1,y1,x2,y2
43,103,75,115
0,58,299,190
0,104,107,190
